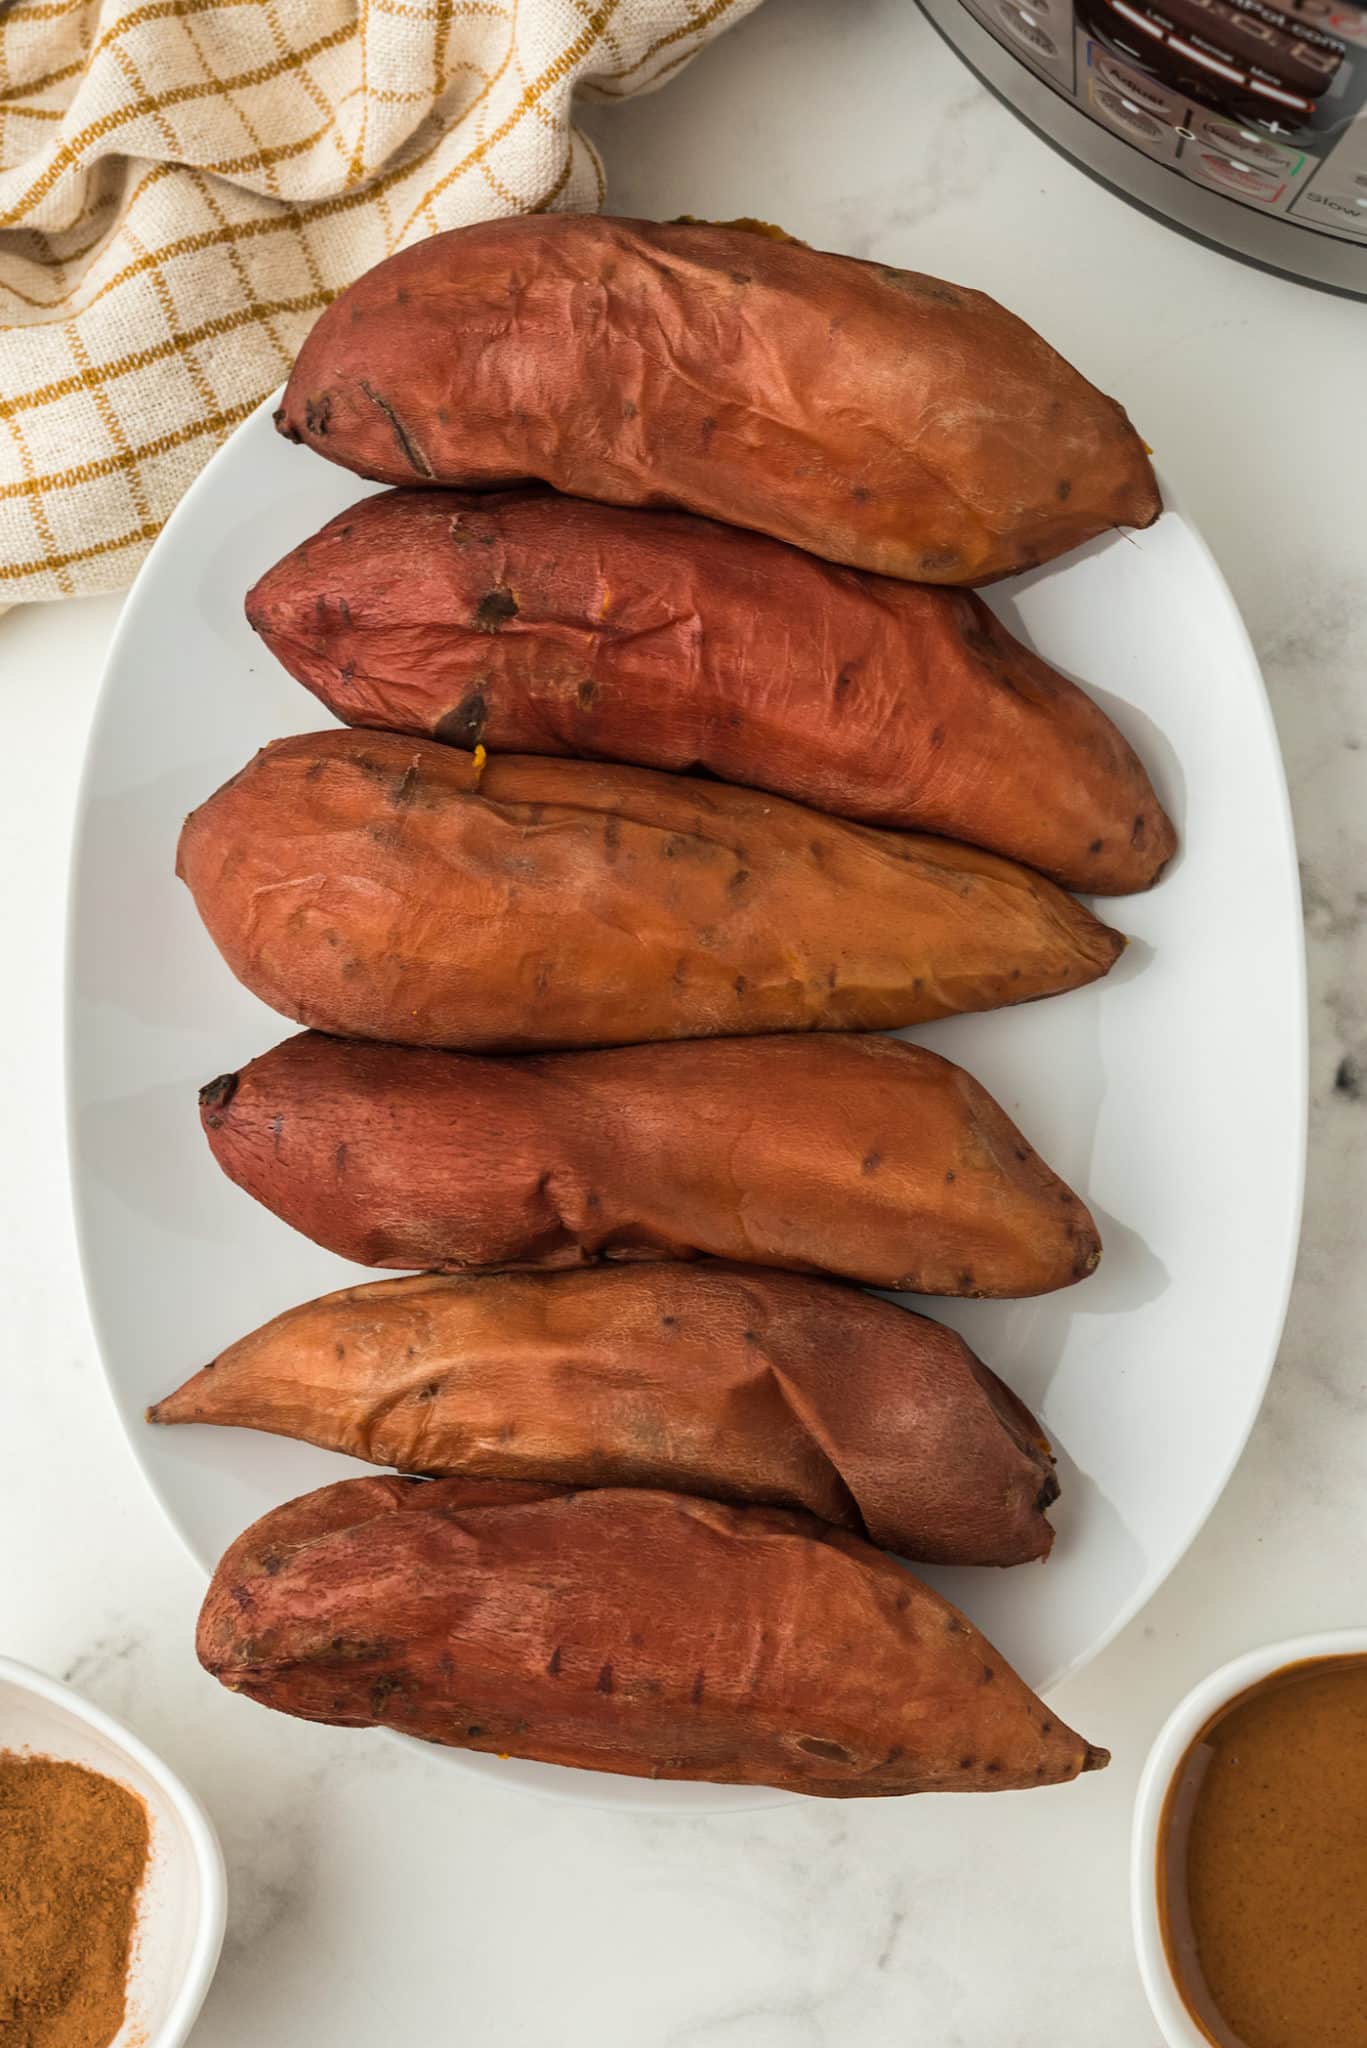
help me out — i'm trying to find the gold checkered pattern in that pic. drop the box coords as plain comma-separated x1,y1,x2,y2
0,0,763,603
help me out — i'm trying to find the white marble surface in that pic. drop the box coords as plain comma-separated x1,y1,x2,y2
1,1,1364,2040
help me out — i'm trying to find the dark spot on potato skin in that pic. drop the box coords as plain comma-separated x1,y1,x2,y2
437,689,487,746
919,547,960,575
416,1381,441,1403
1041,1719,1053,1736
728,867,751,892
274,404,302,444
335,1142,348,1176
1056,477,1072,501
691,1670,705,1706
700,416,717,450
834,670,855,700
660,1313,677,1328
958,1756,973,1770
985,1761,1002,1775
547,1646,562,1676
622,399,638,420
1089,837,1104,855
851,485,872,505
474,587,518,632
981,1665,995,1684
199,1072,239,1124
1131,813,1148,848
861,1150,882,1175
945,1169,956,1183
733,974,747,996
596,1662,614,1694
577,678,597,708
334,1341,346,1360
392,763,418,809
305,758,326,781
603,815,621,861
958,1271,975,1291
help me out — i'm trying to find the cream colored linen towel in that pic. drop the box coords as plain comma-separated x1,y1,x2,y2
0,0,763,604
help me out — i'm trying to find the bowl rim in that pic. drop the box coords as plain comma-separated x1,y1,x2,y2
0,1653,227,2048
1130,1627,1367,2047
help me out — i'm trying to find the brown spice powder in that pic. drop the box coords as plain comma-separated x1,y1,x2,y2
0,1751,149,2048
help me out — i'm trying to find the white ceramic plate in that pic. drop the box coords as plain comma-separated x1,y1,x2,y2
0,1656,225,2045
68,397,1306,1812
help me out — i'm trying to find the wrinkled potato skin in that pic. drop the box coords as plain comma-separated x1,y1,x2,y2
248,489,1175,895
199,1030,1102,1297
149,1263,1058,1566
177,730,1122,1053
198,1476,1106,1795
276,215,1160,586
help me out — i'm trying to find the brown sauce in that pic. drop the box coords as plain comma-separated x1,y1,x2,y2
1158,1655,1367,2048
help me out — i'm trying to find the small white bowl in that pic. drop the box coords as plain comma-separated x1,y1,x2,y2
1131,1628,1367,2046
0,1655,226,2048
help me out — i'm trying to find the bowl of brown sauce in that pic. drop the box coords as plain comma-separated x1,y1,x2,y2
1133,1630,1367,2048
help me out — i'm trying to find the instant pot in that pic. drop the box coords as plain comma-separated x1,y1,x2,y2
917,0,1367,292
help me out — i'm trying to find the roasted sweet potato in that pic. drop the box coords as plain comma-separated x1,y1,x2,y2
198,1474,1107,1794
199,1030,1101,1296
247,488,1175,896
178,730,1122,1053
276,214,1160,586
149,1263,1058,1566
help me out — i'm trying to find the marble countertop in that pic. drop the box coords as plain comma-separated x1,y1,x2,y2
3,1,1364,2041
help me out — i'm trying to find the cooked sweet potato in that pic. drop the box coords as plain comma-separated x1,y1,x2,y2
199,1030,1101,1296
247,488,1175,896
178,730,1122,1053
275,214,1160,585
197,1474,1107,1794
148,1263,1059,1566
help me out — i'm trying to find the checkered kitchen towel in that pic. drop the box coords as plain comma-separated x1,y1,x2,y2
0,0,764,605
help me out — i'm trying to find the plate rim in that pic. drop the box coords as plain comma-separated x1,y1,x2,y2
64,387,1309,1809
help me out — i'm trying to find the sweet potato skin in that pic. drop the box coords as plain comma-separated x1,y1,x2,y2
197,1475,1106,1794
176,729,1122,1053
276,215,1160,586
149,1263,1058,1566
199,1030,1102,1297
247,489,1175,895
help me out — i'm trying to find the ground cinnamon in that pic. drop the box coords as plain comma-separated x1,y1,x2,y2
0,1751,149,2048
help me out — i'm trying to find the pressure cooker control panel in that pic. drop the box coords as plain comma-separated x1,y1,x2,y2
960,0,1367,239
